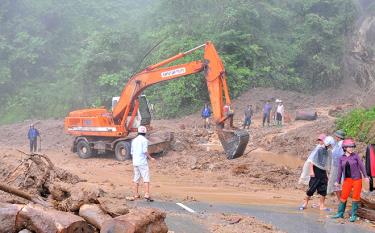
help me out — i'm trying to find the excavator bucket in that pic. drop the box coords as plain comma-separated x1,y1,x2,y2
147,131,174,155
217,129,249,159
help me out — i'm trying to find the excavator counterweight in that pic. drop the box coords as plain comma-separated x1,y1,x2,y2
64,41,249,160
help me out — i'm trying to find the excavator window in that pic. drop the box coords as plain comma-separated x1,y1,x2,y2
138,95,151,125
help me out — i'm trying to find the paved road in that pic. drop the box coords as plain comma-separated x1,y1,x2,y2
131,200,374,233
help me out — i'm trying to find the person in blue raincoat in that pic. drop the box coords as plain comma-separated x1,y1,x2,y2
28,124,40,153
201,104,212,129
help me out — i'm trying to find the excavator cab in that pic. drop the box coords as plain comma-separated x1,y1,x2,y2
138,95,152,126
111,97,120,112
118,95,152,129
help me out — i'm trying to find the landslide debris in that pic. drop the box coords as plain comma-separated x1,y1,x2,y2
0,151,168,233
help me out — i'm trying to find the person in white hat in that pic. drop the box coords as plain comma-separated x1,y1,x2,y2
276,99,284,126
129,125,155,201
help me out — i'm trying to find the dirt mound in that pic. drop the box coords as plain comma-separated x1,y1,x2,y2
255,117,335,159
157,126,300,190
231,86,359,118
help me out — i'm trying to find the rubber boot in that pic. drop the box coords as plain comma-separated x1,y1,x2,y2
349,201,359,222
331,201,346,218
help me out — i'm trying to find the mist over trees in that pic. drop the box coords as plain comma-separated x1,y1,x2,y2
0,0,368,123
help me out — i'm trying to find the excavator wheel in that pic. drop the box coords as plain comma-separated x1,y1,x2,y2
217,129,249,159
114,141,131,161
76,140,92,159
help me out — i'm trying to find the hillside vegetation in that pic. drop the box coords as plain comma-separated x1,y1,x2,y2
0,0,365,123
337,107,375,144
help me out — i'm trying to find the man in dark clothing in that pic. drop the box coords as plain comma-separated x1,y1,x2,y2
243,105,253,129
28,124,40,153
262,101,272,127
224,104,235,128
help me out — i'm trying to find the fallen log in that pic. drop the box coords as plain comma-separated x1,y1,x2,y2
0,202,24,233
295,110,317,121
358,207,375,221
98,197,129,217
51,182,102,212
0,182,51,207
361,196,375,210
15,203,92,233
79,204,112,230
101,207,168,233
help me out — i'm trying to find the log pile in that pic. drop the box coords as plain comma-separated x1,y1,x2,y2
0,152,168,233
0,201,168,233
358,191,375,221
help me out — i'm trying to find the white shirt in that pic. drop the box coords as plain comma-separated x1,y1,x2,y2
131,135,148,166
276,104,284,115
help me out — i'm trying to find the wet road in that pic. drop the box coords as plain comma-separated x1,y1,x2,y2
131,201,374,233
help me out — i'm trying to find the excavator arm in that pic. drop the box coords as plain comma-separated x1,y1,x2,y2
113,42,229,126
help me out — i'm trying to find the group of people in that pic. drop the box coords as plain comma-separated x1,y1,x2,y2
201,99,284,130
262,99,284,127
201,103,235,129
299,130,368,222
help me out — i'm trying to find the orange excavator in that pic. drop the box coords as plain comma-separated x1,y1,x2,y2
64,41,249,160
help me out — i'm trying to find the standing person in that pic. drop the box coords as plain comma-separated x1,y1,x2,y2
224,104,234,128
332,139,369,222
299,134,327,185
129,126,155,202
276,100,284,126
262,101,272,127
28,124,40,154
201,103,212,129
299,136,334,211
365,143,375,191
243,104,253,129
327,130,345,201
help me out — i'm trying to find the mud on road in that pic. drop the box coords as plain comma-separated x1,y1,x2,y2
0,86,374,232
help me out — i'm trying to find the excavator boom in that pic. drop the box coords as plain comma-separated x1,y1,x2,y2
64,41,249,159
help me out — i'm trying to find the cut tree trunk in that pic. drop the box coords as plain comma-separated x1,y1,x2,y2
295,110,318,121
50,182,102,212
15,203,92,233
0,202,24,233
101,207,168,233
98,197,129,217
79,204,112,230
361,196,375,209
358,207,375,221
0,182,51,207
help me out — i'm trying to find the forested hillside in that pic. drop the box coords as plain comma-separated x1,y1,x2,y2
0,0,368,123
